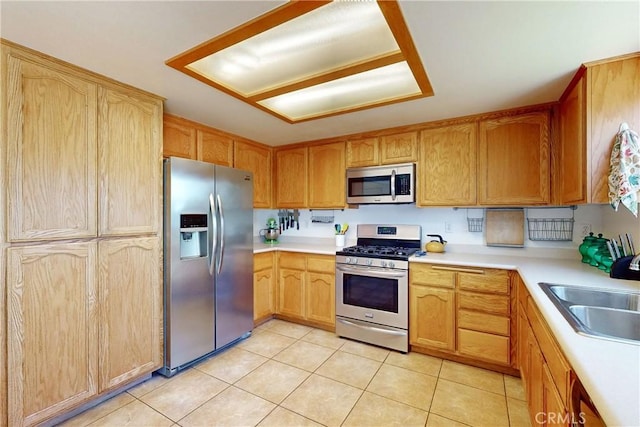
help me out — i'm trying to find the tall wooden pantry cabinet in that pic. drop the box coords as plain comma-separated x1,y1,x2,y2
0,40,164,427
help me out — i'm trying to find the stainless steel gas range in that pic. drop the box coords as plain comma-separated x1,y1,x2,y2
335,224,421,352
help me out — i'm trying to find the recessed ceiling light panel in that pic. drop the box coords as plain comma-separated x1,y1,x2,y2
166,0,433,123
258,62,421,121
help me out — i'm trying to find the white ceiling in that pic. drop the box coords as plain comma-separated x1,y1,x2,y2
1,1,639,146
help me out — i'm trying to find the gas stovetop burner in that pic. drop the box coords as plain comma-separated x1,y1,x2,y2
336,224,422,261
338,245,419,260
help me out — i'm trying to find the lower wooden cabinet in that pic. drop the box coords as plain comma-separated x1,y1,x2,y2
98,237,162,392
7,242,98,427
6,239,162,426
409,285,455,350
253,252,275,323
276,252,335,329
409,263,514,369
518,275,604,427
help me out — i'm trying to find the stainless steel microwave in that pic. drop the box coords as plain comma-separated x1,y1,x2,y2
346,163,415,204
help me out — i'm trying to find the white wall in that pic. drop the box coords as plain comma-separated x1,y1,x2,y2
254,204,605,250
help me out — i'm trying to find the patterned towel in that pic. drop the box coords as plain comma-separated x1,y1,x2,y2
608,122,640,217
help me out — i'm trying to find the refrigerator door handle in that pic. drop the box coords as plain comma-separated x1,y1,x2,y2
209,193,217,275
216,193,225,275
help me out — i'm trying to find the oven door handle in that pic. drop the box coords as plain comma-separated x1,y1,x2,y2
336,264,407,278
337,318,406,336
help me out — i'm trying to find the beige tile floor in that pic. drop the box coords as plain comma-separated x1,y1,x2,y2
62,319,532,427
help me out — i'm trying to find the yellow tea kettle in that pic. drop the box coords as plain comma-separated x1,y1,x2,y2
426,234,447,253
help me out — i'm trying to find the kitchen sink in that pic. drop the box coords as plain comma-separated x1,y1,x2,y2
568,305,640,342
544,284,639,311
539,282,640,345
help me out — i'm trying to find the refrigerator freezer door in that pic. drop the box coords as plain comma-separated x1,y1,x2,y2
214,165,254,348
164,157,216,370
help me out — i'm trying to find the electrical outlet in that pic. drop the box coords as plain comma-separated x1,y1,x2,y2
445,222,452,233
578,223,591,237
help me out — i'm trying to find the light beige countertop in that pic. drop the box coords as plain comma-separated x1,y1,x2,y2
253,239,640,426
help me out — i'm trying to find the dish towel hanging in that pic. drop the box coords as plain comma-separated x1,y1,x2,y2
608,122,640,217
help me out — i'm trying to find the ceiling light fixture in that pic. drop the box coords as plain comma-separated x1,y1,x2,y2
166,0,433,123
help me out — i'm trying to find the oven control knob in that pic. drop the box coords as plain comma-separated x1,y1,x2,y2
381,261,388,268
366,259,373,266
350,258,358,264
388,261,395,269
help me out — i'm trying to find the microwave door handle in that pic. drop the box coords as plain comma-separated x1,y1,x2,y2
391,170,396,200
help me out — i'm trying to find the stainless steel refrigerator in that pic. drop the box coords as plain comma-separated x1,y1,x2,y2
160,157,254,377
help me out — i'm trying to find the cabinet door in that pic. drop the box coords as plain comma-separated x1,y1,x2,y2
418,123,477,206
527,328,545,426
478,111,550,205
163,115,196,159
254,253,275,322
277,268,305,319
346,138,379,167
306,271,335,327
6,54,97,242
275,146,308,207
559,75,587,204
234,140,272,208
7,243,98,426
308,142,346,208
198,129,233,166
98,87,162,236
543,364,569,427
98,237,162,392
588,56,640,203
409,285,455,351
380,132,417,165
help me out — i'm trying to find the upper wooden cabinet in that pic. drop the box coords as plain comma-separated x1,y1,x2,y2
346,137,378,167
418,123,478,206
309,142,346,208
162,114,233,166
346,131,417,167
274,142,347,208
478,111,550,205
98,87,162,237
6,53,98,242
163,115,197,160
558,53,640,204
380,132,418,165
274,146,308,208
234,140,272,208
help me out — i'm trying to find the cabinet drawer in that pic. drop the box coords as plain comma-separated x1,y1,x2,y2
307,256,335,273
458,269,509,294
254,252,273,271
410,264,455,288
458,292,509,316
458,309,509,336
527,298,571,404
458,328,510,365
278,252,306,270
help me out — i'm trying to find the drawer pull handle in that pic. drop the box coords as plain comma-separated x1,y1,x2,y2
432,266,485,274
